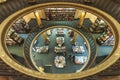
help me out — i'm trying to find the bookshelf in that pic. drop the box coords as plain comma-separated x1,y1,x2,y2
96,27,114,45
45,8,75,21
90,18,107,33
13,18,30,33
7,28,24,45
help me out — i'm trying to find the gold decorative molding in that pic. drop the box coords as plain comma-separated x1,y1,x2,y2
0,2,120,79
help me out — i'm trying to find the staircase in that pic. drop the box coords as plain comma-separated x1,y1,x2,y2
76,27,97,69
0,0,119,79
42,21,97,69
24,27,42,70
23,20,97,70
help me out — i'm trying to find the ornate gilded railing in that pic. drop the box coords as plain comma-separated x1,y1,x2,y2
0,2,120,79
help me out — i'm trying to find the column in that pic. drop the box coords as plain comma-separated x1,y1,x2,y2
41,9,46,19
34,10,42,27
79,11,87,27
74,9,81,19
71,32,77,45
43,32,49,44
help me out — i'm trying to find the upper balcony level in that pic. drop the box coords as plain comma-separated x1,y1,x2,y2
0,1,120,80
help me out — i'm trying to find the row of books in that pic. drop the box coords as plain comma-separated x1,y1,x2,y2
97,28,114,45
7,28,24,45
45,8,75,21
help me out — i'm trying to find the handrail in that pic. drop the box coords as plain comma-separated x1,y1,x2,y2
77,27,97,69
23,26,41,70
23,20,96,71
0,0,120,23
0,2,119,79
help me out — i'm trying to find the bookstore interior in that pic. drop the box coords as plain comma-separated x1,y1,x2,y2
5,7,114,74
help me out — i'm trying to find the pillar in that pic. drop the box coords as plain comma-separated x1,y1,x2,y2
41,9,46,19
43,32,49,44
74,9,82,19
71,32,77,45
79,11,87,27
34,10,42,27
